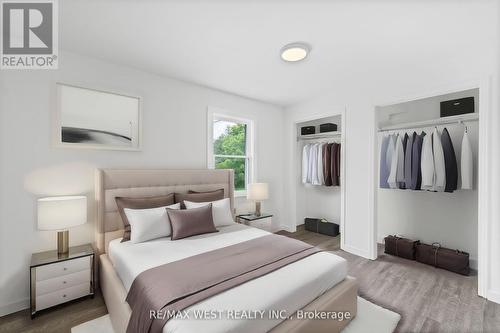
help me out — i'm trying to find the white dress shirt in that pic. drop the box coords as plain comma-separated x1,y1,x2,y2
461,130,473,189
420,131,435,190
310,144,320,185
316,143,325,185
302,144,311,184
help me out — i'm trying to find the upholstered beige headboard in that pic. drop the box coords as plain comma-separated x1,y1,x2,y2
95,169,235,254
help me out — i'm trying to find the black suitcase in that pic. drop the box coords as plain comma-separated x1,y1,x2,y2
319,123,338,133
304,218,340,236
440,97,474,118
304,218,318,232
318,220,339,236
301,126,315,135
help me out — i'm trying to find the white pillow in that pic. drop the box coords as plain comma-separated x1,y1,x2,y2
184,198,234,227
124,203,180,243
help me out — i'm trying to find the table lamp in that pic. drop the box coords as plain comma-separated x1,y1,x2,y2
37,196,87,254
247,183,269,216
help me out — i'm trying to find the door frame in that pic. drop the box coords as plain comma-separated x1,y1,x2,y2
287,108,347,249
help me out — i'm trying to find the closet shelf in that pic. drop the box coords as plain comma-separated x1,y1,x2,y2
378,113,478,132
298,131,341,141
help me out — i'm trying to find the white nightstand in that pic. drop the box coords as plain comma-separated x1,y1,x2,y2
30,244,95,318
237,213,273,232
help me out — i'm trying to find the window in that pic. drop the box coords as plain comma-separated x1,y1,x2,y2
208,110,253,195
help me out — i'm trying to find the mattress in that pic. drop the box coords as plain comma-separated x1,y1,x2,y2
108,223,347,333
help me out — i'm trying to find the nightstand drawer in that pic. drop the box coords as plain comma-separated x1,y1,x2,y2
248,217,272,231
36,282,90,311
36,269,90,296
36,256,90,281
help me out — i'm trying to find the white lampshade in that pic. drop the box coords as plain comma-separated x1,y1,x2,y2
247,183,269,201
37,196,87,231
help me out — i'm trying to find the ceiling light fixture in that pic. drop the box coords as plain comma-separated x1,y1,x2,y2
280,42,310,62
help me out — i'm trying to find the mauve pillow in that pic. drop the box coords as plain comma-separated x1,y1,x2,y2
115,194,175,242
187,189,224,194
174,189,224,208
167,204,218,240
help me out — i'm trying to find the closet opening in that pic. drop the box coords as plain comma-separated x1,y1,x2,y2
372,87,488,297
294,113,345,251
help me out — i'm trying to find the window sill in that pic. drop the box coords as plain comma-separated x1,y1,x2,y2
234,190,247,198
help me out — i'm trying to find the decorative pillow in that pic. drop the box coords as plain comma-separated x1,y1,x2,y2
174,189,224,208
187,189,224,194
115,194,175,242
124,203,180,243
167,204,218,240
184,198,234,227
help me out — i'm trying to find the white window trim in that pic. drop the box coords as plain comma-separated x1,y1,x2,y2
207,107,255,197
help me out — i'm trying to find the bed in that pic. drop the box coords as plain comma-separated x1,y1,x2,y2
95,169,357,333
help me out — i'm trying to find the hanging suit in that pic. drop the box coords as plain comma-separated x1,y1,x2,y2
388,134,404,189
410,132,425,190
379,135,391,188
336,143,341,186
400,133,409,189
432,128,446,192
441,128,458,192
387,135,399,189
421,132,435,191
395,135,405,188
404,132,415,189
461,130,473,189
323,143,332,186
331,143,339,186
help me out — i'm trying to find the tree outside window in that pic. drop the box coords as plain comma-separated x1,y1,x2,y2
213,119,251,192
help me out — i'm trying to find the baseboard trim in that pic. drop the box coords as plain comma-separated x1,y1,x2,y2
279,224,295,232
488,289,500,304
342,244,372,259
0,298,29,317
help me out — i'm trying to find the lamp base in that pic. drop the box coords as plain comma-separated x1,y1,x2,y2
57,230,69,255
255,201,261,217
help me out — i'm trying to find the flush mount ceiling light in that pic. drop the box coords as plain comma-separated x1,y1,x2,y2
280,42,310,62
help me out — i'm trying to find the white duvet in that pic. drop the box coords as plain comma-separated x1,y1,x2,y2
108,223,347,333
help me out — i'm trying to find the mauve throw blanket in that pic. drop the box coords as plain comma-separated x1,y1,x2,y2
126,234,321,333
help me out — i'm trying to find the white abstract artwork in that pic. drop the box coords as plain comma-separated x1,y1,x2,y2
56,84,141,150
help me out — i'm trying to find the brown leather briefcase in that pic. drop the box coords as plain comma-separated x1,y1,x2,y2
384,235,419,260
415,243,470,276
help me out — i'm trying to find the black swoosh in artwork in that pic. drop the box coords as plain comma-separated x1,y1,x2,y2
62,127,132,146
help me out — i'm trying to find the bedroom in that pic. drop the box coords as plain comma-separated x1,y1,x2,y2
1,0,500,333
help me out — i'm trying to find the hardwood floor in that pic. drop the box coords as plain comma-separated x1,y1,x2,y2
276,224,341,250
283,226,500,333
0,294,107,333
1,226,499,333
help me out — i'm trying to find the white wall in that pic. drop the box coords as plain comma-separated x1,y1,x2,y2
0,51,285,315
376,90,479,268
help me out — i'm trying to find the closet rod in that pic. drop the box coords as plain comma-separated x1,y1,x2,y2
378,113,478,132
297,132,341,141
